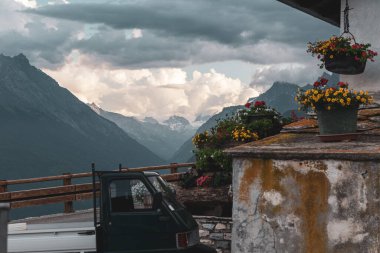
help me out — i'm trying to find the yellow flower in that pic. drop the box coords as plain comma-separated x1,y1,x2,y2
356,96,361,100
327,98,331,102
327,106,331,110
329,55,334,59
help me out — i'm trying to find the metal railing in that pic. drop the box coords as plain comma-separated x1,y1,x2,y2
0,163,194,213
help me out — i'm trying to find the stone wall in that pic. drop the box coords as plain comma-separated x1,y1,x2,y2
194,216,232,253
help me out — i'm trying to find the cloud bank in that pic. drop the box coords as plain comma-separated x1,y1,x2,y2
1,0,338,121
43,52,259,121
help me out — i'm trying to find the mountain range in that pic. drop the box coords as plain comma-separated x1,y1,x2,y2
171,72,338,162
0,53,339,176
0,54,163,179
88,103,196,161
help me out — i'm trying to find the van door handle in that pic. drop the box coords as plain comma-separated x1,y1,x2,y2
158,216,170,222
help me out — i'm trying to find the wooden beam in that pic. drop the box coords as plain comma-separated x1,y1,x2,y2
11,195,76,209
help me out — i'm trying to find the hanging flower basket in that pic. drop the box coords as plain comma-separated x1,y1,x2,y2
307,36,377,75
295,79,373,141
324,54,366,75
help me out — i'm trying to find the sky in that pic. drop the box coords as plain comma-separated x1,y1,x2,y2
1,0,338,122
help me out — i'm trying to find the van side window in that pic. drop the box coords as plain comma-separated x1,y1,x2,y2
109,179,153,212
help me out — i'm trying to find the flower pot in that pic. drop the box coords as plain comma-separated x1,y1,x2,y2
325,54,366,75
246,114,273,123
316,106,358,136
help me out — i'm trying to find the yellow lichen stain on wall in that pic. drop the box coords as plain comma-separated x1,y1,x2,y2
238,159,265,204
246,159,330,253
295,167,329,253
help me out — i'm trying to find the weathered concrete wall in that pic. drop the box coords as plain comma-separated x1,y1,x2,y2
232,158,380,253
340,0,380,91
195,216,232,253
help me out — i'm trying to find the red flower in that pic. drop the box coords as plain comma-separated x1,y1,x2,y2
352,44,360,50
354,56,360,61
254,101,266,107
313,81,321,87
196,176,211,187
320,78,328,86
338,82,348,88
245,102,251,108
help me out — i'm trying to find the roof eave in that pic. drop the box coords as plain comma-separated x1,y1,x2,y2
277,0,340,27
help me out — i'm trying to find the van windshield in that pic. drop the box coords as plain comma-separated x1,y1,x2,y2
147,175,172,195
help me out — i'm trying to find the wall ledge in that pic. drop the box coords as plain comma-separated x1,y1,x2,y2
225,132,380,161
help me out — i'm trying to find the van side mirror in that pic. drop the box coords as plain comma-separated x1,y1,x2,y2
153,192,163,209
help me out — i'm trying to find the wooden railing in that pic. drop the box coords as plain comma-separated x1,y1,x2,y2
0,163,195,213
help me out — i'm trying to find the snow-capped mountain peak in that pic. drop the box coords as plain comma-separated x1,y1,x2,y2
163,116,191,131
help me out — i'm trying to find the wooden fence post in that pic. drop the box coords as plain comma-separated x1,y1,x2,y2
0,203,9,253
0,180,7,194
170,163,178,174
63,173,74,213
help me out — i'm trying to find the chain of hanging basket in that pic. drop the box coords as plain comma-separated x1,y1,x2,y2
340,0,356,43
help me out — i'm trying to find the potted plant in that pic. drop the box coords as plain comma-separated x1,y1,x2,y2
241,101,277,122
296,78,373,140
307,36,377,74
238,101,283,138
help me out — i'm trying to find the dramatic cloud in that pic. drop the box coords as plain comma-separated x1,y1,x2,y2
29,0,336,46
1,0,338,121
21,0,338,69
43,53,259,122
0,0,82,68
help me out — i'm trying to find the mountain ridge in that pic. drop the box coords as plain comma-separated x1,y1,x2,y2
0,54,163,179
88,104,196,161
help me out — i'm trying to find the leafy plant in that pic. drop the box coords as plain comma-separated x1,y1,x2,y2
187,100,289,188
195,148,232,173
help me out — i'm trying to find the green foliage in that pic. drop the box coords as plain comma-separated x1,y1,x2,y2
212,171,232,187
195,148,232,173
247,118,282,138
186,101,292,188
180,172,198,188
